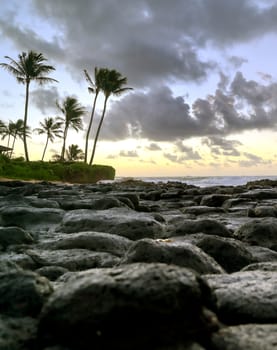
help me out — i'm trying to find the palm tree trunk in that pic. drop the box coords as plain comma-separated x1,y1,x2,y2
23,81,30,161
84,90,99,164
61,126,68,161
89,96,108,166
42,136,49,161
10,134,17,159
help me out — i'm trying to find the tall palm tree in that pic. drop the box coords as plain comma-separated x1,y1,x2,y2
89,69,132,165
56,96,86,161
66,144,84,161
34,117,63,161
0,51,58,161
83,67,108,164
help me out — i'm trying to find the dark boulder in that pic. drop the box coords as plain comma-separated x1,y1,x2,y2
120,238,224,274
38,263,216,349
234,218,277,251
0,270,53,317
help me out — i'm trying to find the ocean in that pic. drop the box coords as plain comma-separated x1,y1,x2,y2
115,175,277,187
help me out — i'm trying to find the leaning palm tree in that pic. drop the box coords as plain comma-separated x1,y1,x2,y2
0,120,5,135
56,96,86,161
34,117,63,161
83,67,108,163
0,51,58,161
89,69,132,165
66,144,85,161
9,119,30,158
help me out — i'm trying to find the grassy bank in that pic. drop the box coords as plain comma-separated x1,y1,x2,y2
0,156,115,183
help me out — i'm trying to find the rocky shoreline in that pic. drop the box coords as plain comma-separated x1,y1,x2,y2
0,179,277,349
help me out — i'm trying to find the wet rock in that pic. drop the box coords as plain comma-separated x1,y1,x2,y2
246,245,277,262
26,248,120,271
38,263,214,349
173,219,231,238
0,315,37,350
120,238,224,274
0,252,37,270
0,226,34,249
177,234,255,273
0,270,53,317
56,208,165,240
37,231,132,257
36,266,69,281
0,206,64,229
239,188,277,200
205,271,277,324
181,206,225,215
234,218,277,251
211,324,277,350
248,205,277,217
200,194,231,207
241,261,277,272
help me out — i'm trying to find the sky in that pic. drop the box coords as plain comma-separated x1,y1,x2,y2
1,0,277,177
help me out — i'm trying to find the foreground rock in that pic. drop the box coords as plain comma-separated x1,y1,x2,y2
0,179,276,349
205,270,277,324
211,324,277,350
38,263,216,349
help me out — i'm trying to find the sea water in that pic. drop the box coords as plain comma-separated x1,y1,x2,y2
115,175,277,187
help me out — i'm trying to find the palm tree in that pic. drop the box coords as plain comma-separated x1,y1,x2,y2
56,96,86,161
0,51,58,161
66,144,85,161
83,67,108,164
89,69,132,165
8,119,30,158
0,120,5,135
34,117,63,161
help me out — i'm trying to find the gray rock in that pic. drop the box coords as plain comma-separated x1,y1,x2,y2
173,219,231,237
36,266,69,281
182,234,255,272
248,205,277,217
239,188,277,200
0,270,53,317
200,194,231,207
37,231,132,257
120,238,225,274
0,226,34,249
0,206,64,229
0,252,37,270
0,315,37,350
234,218,277,251
211,324,277,350
26,248,120,271
56,208,165,240
181,206,225,215
38,263,215,349
246,245,277,262
205,271,277,324
241,261,277,272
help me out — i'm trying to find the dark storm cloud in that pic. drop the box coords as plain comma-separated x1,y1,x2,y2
2,0,277,88
100,72,277,142
0,18,65,62
2,0,277,144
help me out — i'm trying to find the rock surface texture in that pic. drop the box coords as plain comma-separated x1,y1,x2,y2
0,178,277,349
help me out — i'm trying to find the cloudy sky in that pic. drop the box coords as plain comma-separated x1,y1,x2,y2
1,0,277,177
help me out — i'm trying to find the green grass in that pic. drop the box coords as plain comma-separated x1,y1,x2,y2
0,155,115,183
